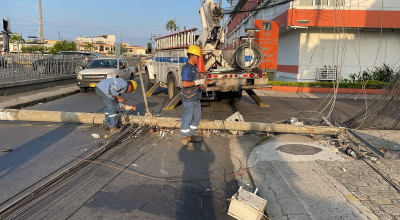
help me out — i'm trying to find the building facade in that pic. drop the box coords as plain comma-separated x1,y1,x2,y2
9,39,59,53
76,35,116,55
0,35,4,53
125,45,146,55
226,0,400,82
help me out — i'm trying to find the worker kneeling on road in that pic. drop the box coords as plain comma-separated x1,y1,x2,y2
95,78,137,133
181,45,206,145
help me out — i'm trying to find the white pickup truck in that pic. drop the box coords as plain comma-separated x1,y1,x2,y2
77,57,135,93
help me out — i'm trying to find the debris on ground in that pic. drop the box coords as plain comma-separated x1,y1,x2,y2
228,187,267,220
290,117,304,126
226,111,245,135
91,133,100,139
2,149,12,153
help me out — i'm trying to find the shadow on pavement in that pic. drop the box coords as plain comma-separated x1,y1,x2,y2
0,123,77,180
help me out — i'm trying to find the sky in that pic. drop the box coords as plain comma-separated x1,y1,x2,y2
1,0,232,47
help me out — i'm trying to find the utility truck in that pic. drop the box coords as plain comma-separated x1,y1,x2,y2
145,0,279,109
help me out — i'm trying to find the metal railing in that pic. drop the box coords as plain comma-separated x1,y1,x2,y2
125,57,141,67
0,54,79,83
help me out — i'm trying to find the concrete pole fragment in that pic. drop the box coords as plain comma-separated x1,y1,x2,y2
0,109,344,135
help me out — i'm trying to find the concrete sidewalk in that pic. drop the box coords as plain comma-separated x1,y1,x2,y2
247,134,382,220
0,83,79,109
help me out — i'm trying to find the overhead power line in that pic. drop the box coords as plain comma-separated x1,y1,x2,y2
223,0,295,15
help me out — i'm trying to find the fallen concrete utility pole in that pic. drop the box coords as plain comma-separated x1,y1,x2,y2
0,109,345,135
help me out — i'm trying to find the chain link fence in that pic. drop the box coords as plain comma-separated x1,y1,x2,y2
124,57,141,67
0,54,80,83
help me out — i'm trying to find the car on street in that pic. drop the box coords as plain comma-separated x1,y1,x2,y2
77,57,136,93
32,51,101,74
0,54,7,68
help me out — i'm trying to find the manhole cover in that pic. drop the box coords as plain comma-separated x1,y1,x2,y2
277,144,322,155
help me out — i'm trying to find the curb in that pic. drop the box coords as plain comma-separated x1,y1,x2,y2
259,86,383,94
0,88,79,109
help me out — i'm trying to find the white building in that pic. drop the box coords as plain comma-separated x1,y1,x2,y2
226,0,400,82
76,35,116,54
75,35,115,45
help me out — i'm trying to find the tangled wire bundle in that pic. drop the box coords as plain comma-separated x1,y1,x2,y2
231,43,264,71
344,72,400,129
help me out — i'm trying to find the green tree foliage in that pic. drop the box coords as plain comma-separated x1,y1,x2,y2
165,20,177,34
85,42,95,51
49,40,77,54
21,45,45,53
120,46,127,55
10,33,25,53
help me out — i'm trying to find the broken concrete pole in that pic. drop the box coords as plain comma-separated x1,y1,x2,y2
0,109,344,135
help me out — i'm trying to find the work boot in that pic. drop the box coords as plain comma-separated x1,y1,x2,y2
103,124,110,130
189,135,202,143
181,136,190,145
109,126,119,134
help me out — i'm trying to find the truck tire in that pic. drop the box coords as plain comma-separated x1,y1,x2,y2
216,91,242,103
80,87,87,93
167,74,179,101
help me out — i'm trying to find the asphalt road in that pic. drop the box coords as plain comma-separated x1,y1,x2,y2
23,77,398,126
1,77,399,219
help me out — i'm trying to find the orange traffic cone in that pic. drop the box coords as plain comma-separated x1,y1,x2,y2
198,47,207,74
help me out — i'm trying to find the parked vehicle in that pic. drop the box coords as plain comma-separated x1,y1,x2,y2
77,57,135,93
32,51,100,74
142,56,150,67
0,55,7,68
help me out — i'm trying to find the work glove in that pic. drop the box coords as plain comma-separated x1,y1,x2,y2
125,105,136,111
199,84,207,91
194,79,206,86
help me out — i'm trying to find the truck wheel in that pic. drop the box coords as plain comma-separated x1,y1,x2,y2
145,68,154,91
167,74,179,101
216,91,242,103
80,87,87,93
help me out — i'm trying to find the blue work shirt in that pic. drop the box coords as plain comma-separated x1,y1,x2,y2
96,78,128,107
181,62,200,102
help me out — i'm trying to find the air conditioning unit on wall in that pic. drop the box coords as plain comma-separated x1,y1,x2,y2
316,67,336,81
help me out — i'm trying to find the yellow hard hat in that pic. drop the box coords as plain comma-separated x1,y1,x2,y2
187,45,201,57
128,80,137,93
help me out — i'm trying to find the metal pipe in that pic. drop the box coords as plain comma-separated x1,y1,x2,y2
137,64,152,117
0,109,344,135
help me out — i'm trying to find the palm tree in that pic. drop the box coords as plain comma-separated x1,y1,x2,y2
49,40,77,54
10,33,25,53
86,42,95,52
166,20,177,34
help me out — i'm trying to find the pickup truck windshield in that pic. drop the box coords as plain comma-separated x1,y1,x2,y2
87,59,117,69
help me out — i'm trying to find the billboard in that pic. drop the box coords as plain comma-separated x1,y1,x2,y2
254,20,279,71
